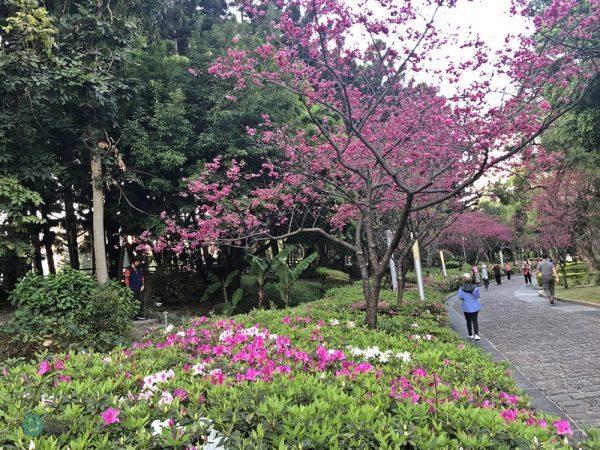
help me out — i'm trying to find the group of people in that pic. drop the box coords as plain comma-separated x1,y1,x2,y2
470,262,513,290
458,255,560,340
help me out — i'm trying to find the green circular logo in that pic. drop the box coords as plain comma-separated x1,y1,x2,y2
22,413,44,437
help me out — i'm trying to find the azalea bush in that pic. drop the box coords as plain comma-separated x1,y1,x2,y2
3,268,136,354
0,283,593,448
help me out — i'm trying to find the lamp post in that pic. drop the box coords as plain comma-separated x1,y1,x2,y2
462,237,467,269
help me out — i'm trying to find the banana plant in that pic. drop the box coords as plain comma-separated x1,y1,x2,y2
273,249,318,308
248,246,294,309
201,270,243,313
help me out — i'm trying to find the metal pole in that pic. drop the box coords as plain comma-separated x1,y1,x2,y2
385,230,398,292
462,238,467,267
440,250,447,277
499,250,504,267
411,234,426,301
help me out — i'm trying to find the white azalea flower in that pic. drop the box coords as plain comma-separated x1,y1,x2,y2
411,323,419,329
346,320,356,329
424,334,433,341
158,390,174,406
329,319,340,326
151,418,171,436
395,351,411,363
176,331,185,337
192,363,207,375
102,356,112,363
163,324,174,334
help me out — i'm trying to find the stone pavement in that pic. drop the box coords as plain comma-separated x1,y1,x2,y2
447,275,600,437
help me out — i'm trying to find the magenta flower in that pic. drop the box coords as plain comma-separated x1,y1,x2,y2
53,359,65,371
173,388,188,402
58,375,72,383
101,407,120,426
412,367,427,378
553,419,573,436
500,409,518,422
37,360,51,376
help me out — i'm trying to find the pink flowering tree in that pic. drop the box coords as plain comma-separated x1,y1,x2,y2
152,0,597,328
442,211,512,264
531,168,599,286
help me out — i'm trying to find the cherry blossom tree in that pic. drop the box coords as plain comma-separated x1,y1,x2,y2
442,211,512,263
150,0,597,328
532,168,599,284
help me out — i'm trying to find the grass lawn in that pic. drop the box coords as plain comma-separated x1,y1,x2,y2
556,285,600,304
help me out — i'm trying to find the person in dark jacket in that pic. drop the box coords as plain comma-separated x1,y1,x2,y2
492,263,502,285
458,273,481,340
124,258,145,320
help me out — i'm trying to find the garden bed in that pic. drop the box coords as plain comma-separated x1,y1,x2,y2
0,284,590,448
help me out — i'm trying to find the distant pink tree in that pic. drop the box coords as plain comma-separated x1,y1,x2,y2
151,0,597,328
442,211,512,263
532,168,599,282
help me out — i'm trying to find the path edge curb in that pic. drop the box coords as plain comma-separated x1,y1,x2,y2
556,296,600,309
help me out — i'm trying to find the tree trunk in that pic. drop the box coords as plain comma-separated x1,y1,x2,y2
31,227,44,275
269,239,279,256
64,195,80,269
91,151,109,283
396,259,405,308
42,221,56,275
225,246,244,302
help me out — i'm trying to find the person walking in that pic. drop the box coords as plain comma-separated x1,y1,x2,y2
472,264,481,285
492,263,502,285
504,262,512,280
481,264,490,290
522,260,532,286
124,258,146,320
537,254,560,305
458,273,481,340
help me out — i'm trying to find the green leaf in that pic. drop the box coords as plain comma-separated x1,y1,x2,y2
206,281,222,294
291,252,318,279
223,270,239,288
231,288,243,305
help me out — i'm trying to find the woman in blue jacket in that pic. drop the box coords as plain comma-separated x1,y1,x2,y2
458,273,481,340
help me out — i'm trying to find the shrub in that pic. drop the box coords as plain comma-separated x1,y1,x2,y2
4,268,136,352
0,283,589,448
445,259,461,269
315,267,351,286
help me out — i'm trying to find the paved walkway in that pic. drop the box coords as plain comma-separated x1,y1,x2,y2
447,275,600,436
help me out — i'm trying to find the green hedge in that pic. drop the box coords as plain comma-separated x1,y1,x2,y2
0,283,590,448
315,267,351,286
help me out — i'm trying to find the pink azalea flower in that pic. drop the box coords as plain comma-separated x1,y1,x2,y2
281,316,291,325
38,360,51,376
443,359,450,365
412,367,427,378
553,419,573,436
58,375,72,383
500,409,518,422
53,359,65,371
174,388,188,402
101,407,120,426
353,362,374,374
539,419,547,429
